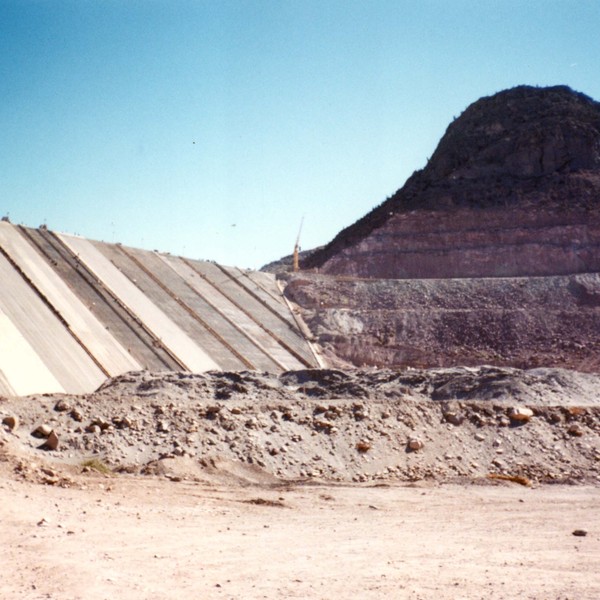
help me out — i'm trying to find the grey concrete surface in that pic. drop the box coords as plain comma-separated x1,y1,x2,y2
0,224,318,394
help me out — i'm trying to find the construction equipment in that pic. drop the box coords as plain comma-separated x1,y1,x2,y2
292,216,304,272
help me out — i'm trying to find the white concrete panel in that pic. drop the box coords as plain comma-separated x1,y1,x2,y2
0,223,141,376
0,254,105,393
162,256,305,370
58,234,220,372
225,266,297,327
0,309,64,395
0,369,16,396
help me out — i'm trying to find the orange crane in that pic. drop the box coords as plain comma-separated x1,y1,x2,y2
292,216,304,272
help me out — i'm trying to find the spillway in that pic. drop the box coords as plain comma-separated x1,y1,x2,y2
0,222,320,396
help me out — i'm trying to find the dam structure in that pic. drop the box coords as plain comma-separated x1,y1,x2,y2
0,221,319,396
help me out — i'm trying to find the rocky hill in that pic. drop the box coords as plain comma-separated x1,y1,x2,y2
302,85,600,278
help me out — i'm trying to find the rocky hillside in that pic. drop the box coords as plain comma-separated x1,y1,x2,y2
302,85,600,278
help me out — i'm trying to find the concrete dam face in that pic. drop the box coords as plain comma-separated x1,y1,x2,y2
0,222,319,396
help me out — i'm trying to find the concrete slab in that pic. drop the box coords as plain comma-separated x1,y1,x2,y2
0,308,64,395
57,234,220,373
235,268,298,325
0,369,16,396
190,261,316,366
162,255,305,371
0,253,106,394
0,223,141,376
96,243,248,371
23,228,179,371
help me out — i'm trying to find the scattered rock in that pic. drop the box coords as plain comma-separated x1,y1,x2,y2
1,368,599,486
567,424,584,437
69,408,84,422
356,440,371,453
443,411,464,425
32,424,52,438
572,529,587,537
2,415,18,431
407,437,424,451
156,420,170,433
509,407,534,422
54,399,71,412
44,431,59,451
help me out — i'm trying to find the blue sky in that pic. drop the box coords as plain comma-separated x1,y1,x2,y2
2,1,599,268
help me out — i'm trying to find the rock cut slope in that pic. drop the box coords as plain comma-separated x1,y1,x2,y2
302,85,600,278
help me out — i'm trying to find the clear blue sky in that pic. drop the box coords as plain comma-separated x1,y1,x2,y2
2,1,599,268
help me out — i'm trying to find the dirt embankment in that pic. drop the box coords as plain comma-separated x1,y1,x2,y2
2,367,599,487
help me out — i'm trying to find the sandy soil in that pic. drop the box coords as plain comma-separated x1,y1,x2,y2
1,472,599,600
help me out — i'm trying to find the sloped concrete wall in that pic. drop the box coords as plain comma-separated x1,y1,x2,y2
0,223,319,395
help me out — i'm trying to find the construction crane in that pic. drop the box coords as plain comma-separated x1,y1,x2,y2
292,216,304,272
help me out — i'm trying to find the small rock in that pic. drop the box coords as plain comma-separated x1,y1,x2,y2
45,431,59,450
474,433,485,442
205,405,221,419
32,424,52,438
443,411,464,426
69,408,84,422
548,412,562,424
572,529,588,537
509,407,534,422
2,415,18,431
87,418,110,431
407,437,424,451
356,440,371,453
567,424,584,437
54,399,71,412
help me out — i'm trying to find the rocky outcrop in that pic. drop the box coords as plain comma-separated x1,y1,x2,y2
302,86,600,278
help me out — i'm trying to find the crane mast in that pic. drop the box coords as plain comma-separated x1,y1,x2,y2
292,216,304,272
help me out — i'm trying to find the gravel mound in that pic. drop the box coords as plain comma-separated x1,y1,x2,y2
1,367,599,486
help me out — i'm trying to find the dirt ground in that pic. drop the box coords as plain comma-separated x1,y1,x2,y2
1,367,599,599
1,471,599,600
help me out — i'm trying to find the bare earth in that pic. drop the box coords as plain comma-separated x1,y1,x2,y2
1,367,599,599
1,471,599,600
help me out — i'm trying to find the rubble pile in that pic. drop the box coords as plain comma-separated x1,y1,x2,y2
2,367,599,485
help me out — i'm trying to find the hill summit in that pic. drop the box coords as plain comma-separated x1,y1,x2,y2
303,85,600,278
